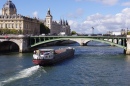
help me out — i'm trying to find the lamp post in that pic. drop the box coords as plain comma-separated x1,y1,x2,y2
92,27,94,35
127,28,129,35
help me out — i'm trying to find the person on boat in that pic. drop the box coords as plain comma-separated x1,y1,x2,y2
34,50,36,54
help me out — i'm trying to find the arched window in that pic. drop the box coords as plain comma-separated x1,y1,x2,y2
5,24,7,28
12,24,14,28
16,24,17,28
8,24,10,28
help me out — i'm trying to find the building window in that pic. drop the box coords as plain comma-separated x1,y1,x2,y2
5,24,7,28
8,24,10,28
19,24,21,28
27,25,28,29
16,24,17,28
12,24,14,28
1,24,3,28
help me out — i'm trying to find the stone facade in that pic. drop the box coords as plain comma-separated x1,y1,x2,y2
0,0,40,35
0,0,71,36
44,9,71,35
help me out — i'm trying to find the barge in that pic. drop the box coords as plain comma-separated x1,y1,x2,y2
33,47,75,66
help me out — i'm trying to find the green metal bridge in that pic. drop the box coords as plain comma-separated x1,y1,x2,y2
29,36,127,50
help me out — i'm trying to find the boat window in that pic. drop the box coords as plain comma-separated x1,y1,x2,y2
40,51,51,55
40,51,44,55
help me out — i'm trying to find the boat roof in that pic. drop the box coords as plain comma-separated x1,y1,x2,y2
37,49,54,51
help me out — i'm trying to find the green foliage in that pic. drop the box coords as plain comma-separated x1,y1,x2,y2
128,31,130,35
40,23,50,34
0,28,23,34
71,31,77,35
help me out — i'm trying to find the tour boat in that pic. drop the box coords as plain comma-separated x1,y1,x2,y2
32,47,75,66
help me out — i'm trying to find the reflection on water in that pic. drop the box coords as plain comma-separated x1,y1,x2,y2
125,55,130,62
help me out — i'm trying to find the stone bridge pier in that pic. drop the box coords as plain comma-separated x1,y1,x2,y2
18,37,29,52
125,35,130,54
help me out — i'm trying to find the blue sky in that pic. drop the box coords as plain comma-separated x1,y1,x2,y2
0,0,130,34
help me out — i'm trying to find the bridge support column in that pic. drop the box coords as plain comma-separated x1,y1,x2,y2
125,35,130,54
19,38,29,53
80,43,85,46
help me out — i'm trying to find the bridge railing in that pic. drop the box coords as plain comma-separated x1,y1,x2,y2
29,36,127,49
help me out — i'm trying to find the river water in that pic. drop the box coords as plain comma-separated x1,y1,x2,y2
0,42,130,86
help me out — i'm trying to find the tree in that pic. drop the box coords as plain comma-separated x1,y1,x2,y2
0,29,20,34
40,23,50,34
128,31,130,35
71,31,77,35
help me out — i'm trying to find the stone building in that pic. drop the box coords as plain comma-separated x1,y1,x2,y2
0,0,40,35
44,9,71,35
0,0,71,35
107,29,127,36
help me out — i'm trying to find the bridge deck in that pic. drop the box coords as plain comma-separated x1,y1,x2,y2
29,36,127,49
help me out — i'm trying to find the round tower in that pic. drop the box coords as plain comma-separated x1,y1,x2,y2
2,0,17,15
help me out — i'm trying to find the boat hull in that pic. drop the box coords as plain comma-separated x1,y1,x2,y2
33,59,53,66
33,48,74,66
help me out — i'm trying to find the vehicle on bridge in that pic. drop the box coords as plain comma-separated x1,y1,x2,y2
33,47,75,66
59,32,66,36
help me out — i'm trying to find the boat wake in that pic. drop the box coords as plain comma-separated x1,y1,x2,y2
0,65,41,86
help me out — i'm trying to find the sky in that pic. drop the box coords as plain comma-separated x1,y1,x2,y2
0,0,130,34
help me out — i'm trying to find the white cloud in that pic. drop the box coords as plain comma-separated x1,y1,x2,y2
97,0,118,5
67,8,84,19
32,11,38,18
75,0,118,5
0,10,2,15
69,8,130,34
122,2,130,6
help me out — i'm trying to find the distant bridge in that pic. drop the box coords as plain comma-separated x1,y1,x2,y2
29,36,127,49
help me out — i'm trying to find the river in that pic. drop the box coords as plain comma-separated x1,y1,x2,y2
0,42,130,86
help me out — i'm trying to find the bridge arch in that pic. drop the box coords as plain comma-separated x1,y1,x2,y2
0,41,19,53
60,38,126,49
30,37,126,50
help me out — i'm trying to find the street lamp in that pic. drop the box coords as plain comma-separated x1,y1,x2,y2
92,27,94,35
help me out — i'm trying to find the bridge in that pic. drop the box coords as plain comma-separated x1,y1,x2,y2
29,36,129,54
30,36,126,48
0,35,130,54
0,35,29,53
